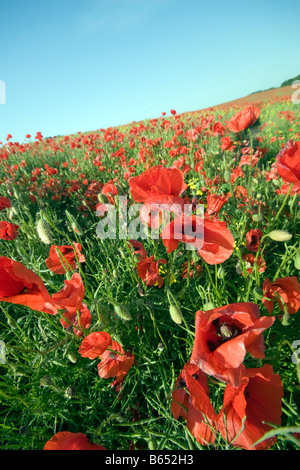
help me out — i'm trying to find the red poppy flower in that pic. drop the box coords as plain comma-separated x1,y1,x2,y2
128,239,147,260
171,362,217,445
78,331,112,359
128,165,187,205
0,196,11,211
161,214,234,265
137,255,167,288
101,182,118,203
0,221,19,240
45,243,85,274
245,229,263,252
262,276,300,315
43,431,106,450
52,273,84,313
206,194,228,217
190,303,275,387
218,365,283,450
0,256,57,314
220,136,235,151
276,140,300,189
60,303,92,336
97,340,135,384
181,260,202,279
227,105,260,133
240,253,266,275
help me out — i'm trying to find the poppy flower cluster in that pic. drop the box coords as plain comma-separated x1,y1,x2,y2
171,302,284,449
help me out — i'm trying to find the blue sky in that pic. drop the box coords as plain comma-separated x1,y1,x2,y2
0,0,299,143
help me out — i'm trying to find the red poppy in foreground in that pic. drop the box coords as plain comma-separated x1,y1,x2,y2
97,340,135,384
227,105,260,133
161,215,234,265
128,165,187,205
190,303,275,387
0,221,19,240
52,273,85,313
276,140,300,189
43,431,106,450
218,365,283,450
78,331,113,359
0,256,57,314
45,243,85,274
137,255,167,288
171,362,217,446
262,276,300,315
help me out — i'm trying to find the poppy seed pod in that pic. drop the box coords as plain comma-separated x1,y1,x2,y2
267,230,292,242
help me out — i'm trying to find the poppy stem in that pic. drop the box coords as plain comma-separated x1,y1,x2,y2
273,183,293,224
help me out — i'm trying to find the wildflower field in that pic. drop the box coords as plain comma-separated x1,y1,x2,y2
0,86,299,451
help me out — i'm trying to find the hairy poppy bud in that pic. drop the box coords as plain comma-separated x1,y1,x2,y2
169,304,183,324
294,252,300,270
203,302,216,311
114,303,132,321
267,230,292,242
65,210,83,235
36,218,52,244
67,352,77,364
147,435,157,450
98,193,108,203
252,213,263,222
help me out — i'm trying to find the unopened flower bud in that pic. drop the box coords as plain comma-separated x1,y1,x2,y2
169,304,183,325
36,218,52,244
114,304,132,321
267,230,292,242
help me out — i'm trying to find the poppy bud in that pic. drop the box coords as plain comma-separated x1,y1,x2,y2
65,210,83,235
65,385,76,399
7,316,17,328
224,171,231,182
114,303,132,321
253,286,264,300
98,194,108,203
147,435,157,450
157,342,165,352
267,230,292,242
36,218,52,244
294,252,300,270
203,302,216,310
252,213,263,222
169,304,183,324
67,352,77,364
40,375,54,387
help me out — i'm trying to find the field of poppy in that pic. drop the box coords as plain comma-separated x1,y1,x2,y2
0,86,299,451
